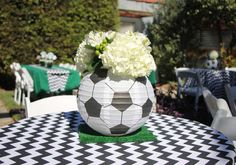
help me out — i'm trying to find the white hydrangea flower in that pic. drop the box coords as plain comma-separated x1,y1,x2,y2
74,31,156,77
40,51,47,58
209,50,219,60
85,31,106,47
52,54,57,60
99,32,156,77
74,41,94,72
47,52,53,60
75,31,117,72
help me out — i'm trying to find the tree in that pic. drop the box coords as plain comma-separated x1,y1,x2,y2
147,0,236,82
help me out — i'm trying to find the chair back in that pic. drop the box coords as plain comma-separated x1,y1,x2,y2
203,89,236,144
25,95,78,117
175,67,203,95
10,62,21,71
11,69,22,84
203,89,232,130
177,71,202,86
225,84,236,116
203,89,231,118
20,68,34,89
225,67,236,72
203,89,219,117
10,62,21,79
174,67,190,77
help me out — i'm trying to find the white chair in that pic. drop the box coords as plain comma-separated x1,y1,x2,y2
20,68,34,105
10,62,23,105
224,84,236,116
225,67,236,71
203,89,236,146
24,95,78,117
175,67,204,112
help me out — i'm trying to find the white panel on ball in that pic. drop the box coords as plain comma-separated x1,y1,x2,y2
79,76,94,103
126,116,150,134
78,101,89,122
129,82,148,106
122,105,142,127
100,105,122,128
93,80,114,106
87,117,111,135
146,80,155,102
106,75,135,92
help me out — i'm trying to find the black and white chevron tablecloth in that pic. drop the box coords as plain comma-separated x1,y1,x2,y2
0,112,235,165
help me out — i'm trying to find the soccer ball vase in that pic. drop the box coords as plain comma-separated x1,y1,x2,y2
77,69,155,136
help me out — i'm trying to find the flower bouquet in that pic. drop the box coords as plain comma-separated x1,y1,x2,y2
74,31,156,78
205,50,219,69
38,51,57,68
75,31,156,136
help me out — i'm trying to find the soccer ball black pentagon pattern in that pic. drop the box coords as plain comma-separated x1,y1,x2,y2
77,69,155,136
205,59,219,69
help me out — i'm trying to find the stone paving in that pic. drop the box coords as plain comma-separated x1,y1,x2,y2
0,99,14,128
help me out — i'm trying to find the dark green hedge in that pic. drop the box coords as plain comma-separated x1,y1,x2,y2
0,0,119,76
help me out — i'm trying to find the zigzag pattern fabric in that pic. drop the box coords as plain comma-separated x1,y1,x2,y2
197,69,230,98
0,112,235,164
186,69,236,99
47,69,69,92
31,65,70,92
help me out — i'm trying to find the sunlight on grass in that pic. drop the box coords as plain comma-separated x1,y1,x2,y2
0,88,22,111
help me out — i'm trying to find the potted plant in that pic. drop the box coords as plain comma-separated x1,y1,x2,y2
38,51,57,68
75,31,156,136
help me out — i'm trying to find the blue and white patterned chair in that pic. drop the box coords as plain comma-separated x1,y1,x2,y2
175,67,205,112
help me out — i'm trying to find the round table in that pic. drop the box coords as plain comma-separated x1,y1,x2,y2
0,112,235,164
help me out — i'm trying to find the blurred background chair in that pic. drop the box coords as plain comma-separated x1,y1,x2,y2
24,95,78,117
225,67,236,72
203,89,236,146
10,62,23,105
175,67,205,112
20,67,34,106
224,84,236,116
10,62,34,105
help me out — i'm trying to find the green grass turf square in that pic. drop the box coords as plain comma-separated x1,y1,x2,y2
79,124,157,144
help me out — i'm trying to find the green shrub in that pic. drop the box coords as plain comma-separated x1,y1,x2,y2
0,0,119,80
147,0,186,82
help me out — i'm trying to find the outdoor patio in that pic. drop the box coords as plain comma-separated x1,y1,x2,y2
0,0,236,164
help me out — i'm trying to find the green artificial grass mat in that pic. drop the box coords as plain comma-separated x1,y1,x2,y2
79,124,157,144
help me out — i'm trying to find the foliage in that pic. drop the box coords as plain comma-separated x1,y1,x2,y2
147,0,236,82
221,46,236,67
147,0,186,81
0,0,119,78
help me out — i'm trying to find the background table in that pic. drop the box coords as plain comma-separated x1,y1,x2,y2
23,65,80,95
0,112,235,164
188,69,236,99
